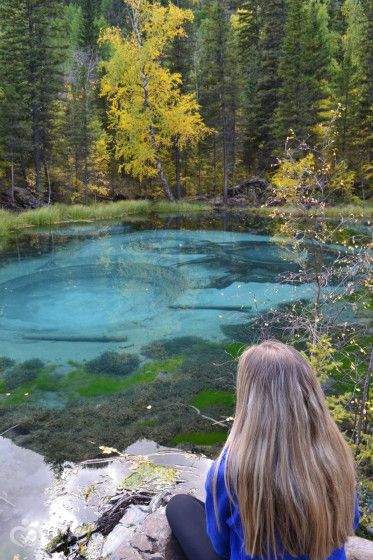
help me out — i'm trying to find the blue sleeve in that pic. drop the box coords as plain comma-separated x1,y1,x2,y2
205,457,232,559
353,491,360,531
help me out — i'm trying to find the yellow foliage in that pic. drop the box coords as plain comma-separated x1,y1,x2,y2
100,0,210,182
272,153,316,203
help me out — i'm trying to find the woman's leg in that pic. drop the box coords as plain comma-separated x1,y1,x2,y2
166,494,223,560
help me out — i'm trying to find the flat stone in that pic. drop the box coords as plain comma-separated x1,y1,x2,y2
142,509,171,543
111,542,143,560
131,531,154,553
346,536,373,560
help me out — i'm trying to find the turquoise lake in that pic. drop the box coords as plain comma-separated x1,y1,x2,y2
0,213,345,468
0,218,315,365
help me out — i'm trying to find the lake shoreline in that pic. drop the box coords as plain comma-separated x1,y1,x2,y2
0,199,372,239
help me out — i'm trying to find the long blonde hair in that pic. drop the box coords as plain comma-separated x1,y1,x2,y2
213,340,356,560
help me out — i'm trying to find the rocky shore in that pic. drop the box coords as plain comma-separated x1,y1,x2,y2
3,437,372,560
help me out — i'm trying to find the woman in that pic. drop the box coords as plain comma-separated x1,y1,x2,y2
166,340,360,560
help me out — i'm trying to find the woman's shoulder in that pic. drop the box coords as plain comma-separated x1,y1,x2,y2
205,450,229,495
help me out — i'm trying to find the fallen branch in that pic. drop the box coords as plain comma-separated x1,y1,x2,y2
48,489,155,556
0,424,19,437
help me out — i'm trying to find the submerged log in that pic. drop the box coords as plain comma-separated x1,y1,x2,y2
169,304,252,312
23,334,128,343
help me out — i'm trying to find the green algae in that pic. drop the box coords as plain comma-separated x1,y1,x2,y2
172,430,227,445
191,389,235,409
56,355,184,399
0,356,184,406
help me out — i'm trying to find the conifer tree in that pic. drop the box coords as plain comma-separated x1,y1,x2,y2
0,0,65,197
197,0,239,200
274,0,332,148
237,0,260,168
243,0,286,170
335,0,372,194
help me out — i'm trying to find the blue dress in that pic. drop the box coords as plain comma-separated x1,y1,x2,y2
205,454,360,560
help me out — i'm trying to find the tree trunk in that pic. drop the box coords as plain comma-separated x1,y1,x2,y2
175,140,182,199
11,155,15,202
44,159,52,205
27,1,42,193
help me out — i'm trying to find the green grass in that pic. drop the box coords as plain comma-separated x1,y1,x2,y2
191,389,235,409
172,430,227,445
0,199,371,240
0,200,212,238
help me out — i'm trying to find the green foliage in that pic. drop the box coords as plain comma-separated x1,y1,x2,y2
304,335,342,383
0,0,66,195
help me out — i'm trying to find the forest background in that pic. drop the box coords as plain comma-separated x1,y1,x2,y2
0,0,371,207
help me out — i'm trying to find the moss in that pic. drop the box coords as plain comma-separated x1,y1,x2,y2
191,390,235,410
172,430,227,445
141,336,206,360
86,351,140,376
119,460,178,490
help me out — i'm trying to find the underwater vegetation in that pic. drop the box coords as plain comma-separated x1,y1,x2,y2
0,357,15,373
0,339,240,463
172,431,228,445
86,352,140,376
1,358,45,390
141,336,207,360
191,389,235,410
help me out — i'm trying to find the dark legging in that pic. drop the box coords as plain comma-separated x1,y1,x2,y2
166,494,223,560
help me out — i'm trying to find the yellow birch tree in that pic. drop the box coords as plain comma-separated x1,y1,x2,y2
100,0,210,201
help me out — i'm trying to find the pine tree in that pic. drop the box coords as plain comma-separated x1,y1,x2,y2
274,0,332,147
0,2,32,199
334,0,372,195
196,0,239,200
0,0,66,197
237,0,260,168
243,0,286,170
166,0,195,198
52,1,110,202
